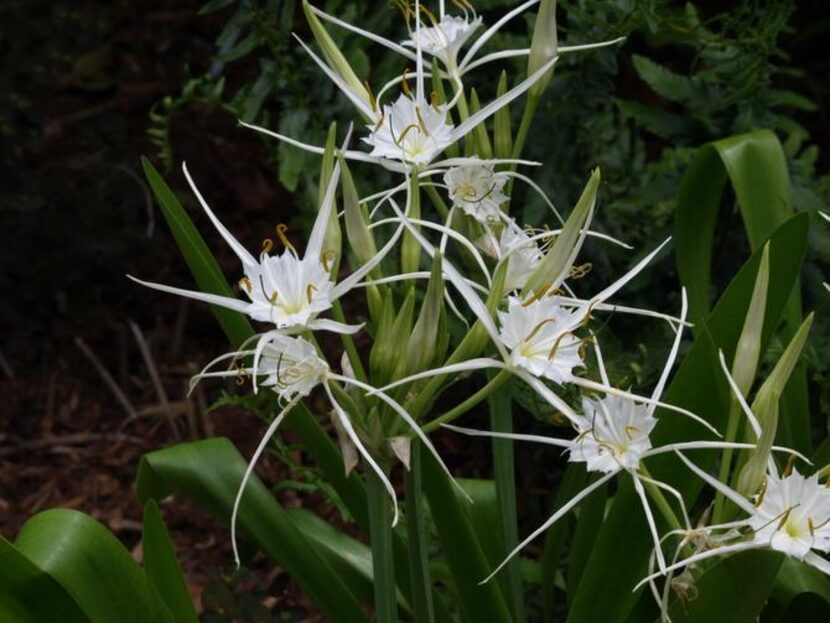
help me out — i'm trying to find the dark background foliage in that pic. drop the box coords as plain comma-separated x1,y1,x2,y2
1,0,829,618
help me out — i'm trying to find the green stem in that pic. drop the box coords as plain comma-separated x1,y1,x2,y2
712,401,742,523
366,465,398,623
488,376,526,622
424,184,450,221
422,369,512,433
403,442,435,623
332,299,368,383
506,94,540,197
639,465,682,532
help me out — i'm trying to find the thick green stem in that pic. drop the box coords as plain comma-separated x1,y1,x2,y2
510,94,540,166
403,442,435,623
366,466,398,623
488,376,526,622
712,400,742,523
422,369,512,433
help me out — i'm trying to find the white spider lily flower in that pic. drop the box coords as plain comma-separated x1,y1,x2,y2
306,0,624,82
477,221,544,293
402,11,482,71
363,93,454,165
190,333,463,567
636,455,830,600
243,0,560,172
130,151,400,335
749,469,830,558
251,334,329,401
444,161,509,224
498,294,584,383
570,395,657,473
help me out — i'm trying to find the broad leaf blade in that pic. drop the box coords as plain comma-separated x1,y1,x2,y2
14,510,176,623
0,535,90,623
674,130,809,453
136,437,371,623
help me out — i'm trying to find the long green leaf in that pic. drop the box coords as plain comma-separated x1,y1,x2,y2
422,451,515,623
14,510,176,623
567,212,809,623
663,550,783,622
142,500,199,623
0,535,90,623
136,437,370,623
765,557,830,621
488,379,526,622
675,130,809,453
141,156,254,348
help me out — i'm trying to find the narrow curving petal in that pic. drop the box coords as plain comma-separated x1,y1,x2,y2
182,163,257,267
231,397,300,566
480,468,618,584
127,275,250,313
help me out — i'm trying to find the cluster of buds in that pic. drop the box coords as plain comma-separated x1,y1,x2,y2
132,0,828,616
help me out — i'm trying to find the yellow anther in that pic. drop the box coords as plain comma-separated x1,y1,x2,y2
394,123,421,146
238,276,253,293
570,262,593,280
321,249,337,273
809,518,816,537
401,72,412,96
776,508,793,531
364,80,377,112
306,283,318,304
755,476,768,507
523,317,559,343
546,332,572,360
625,425,640,440
430,91,442,109
269,290,279,305
522,284,552,307
373,112,386,133
261,238,274,254
414,107,429,135
276,223,296,254
783,454,798,477
418,3,438,25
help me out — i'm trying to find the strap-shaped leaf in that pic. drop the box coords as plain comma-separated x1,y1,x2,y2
421,451,515,623
675,130,809,453
142,500,199,623
0,535,90,623
136,437,371,623
14,510,176,623
567,213,809,623
663,550,783,622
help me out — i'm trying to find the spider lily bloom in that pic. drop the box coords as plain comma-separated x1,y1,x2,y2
242,0,560,171
401,6,483,71
130,157,400,336
497,294,584,383
306,0,624,82
191,333,460,567
363,93,454,165
635,455,830,598
476,221,543,292
444,161,509,224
